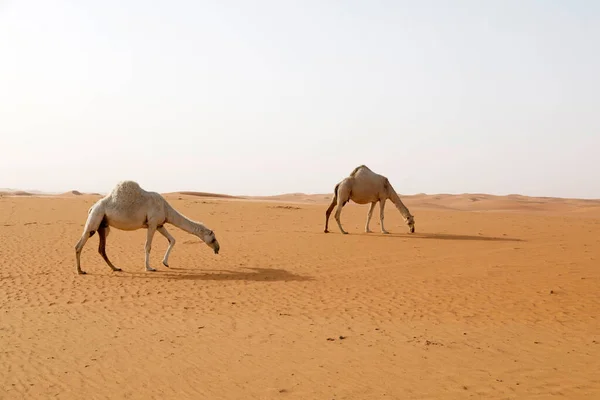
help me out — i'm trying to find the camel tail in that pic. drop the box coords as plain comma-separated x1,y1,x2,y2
331,182,340,203
324,183,340,232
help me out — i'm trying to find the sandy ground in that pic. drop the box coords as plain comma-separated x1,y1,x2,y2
1,191,599,399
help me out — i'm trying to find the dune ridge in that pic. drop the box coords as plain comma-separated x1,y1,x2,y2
0,190,34,196
59,190,83,196
3,187,599,215
247,192,600,215
170,191,244,199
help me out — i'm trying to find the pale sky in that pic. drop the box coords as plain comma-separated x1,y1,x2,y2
1,1,599,198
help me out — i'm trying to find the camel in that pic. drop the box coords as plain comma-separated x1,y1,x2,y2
324,165,415,234
74,180,220,275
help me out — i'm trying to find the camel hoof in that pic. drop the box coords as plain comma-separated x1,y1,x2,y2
146,268,156,272
78,271,87,275
342,231,349,235
324,229,329,233
162,261,169,268
114,268,122,272
382,231,390,234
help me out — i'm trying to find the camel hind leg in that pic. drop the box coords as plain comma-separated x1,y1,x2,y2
324,194,338,233
334,184,351,235
75,205,105,275
334,202,349,235
97,225,122,272
325,182,344,233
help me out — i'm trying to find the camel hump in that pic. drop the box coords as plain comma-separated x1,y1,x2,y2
349,165,370,177
111,180,143,193
109,180,145,204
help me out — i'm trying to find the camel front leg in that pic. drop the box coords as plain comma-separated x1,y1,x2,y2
365,202,376,233
379,200,389,234
144,226,157,272
157,226,176,268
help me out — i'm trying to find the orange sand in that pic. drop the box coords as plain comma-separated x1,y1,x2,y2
1,192,599,399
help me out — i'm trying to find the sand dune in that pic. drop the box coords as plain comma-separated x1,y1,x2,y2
0,190,33,196
172,191,244,199
5,187,600,213
1,192,599,399
253,192,600,217
56,190,84,197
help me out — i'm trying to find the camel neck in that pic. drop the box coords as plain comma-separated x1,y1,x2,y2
165,204,207,236
389,187,412,218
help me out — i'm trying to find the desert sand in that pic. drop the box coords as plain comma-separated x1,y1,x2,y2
1,190,599,399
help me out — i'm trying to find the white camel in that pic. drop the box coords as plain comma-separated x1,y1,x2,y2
74,180,220,275
324,165,415,234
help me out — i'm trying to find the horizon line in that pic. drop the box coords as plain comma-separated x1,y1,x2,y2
1,187,599,202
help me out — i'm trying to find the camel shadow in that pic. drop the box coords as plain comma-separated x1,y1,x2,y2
112,267,314,282
374,232,524,242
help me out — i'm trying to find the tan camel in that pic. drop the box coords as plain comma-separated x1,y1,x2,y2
74,180,220,275
324,165,415,234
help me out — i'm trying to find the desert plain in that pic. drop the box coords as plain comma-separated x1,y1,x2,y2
1,189,599,399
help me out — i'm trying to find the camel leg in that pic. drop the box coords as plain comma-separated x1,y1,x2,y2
157,226,176,268
334,185,352,234
75,233,92,275
379,200,389,234
74,208,105,275
334,202,349,235
144,226,157,272
97,226,121,272
324,196,337,233
365,202,376,233
324,183,340,233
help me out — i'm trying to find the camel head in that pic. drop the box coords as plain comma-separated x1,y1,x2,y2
202,229,220,254
405,215,415,233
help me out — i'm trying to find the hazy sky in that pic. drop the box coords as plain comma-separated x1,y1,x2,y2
1,1,599,198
